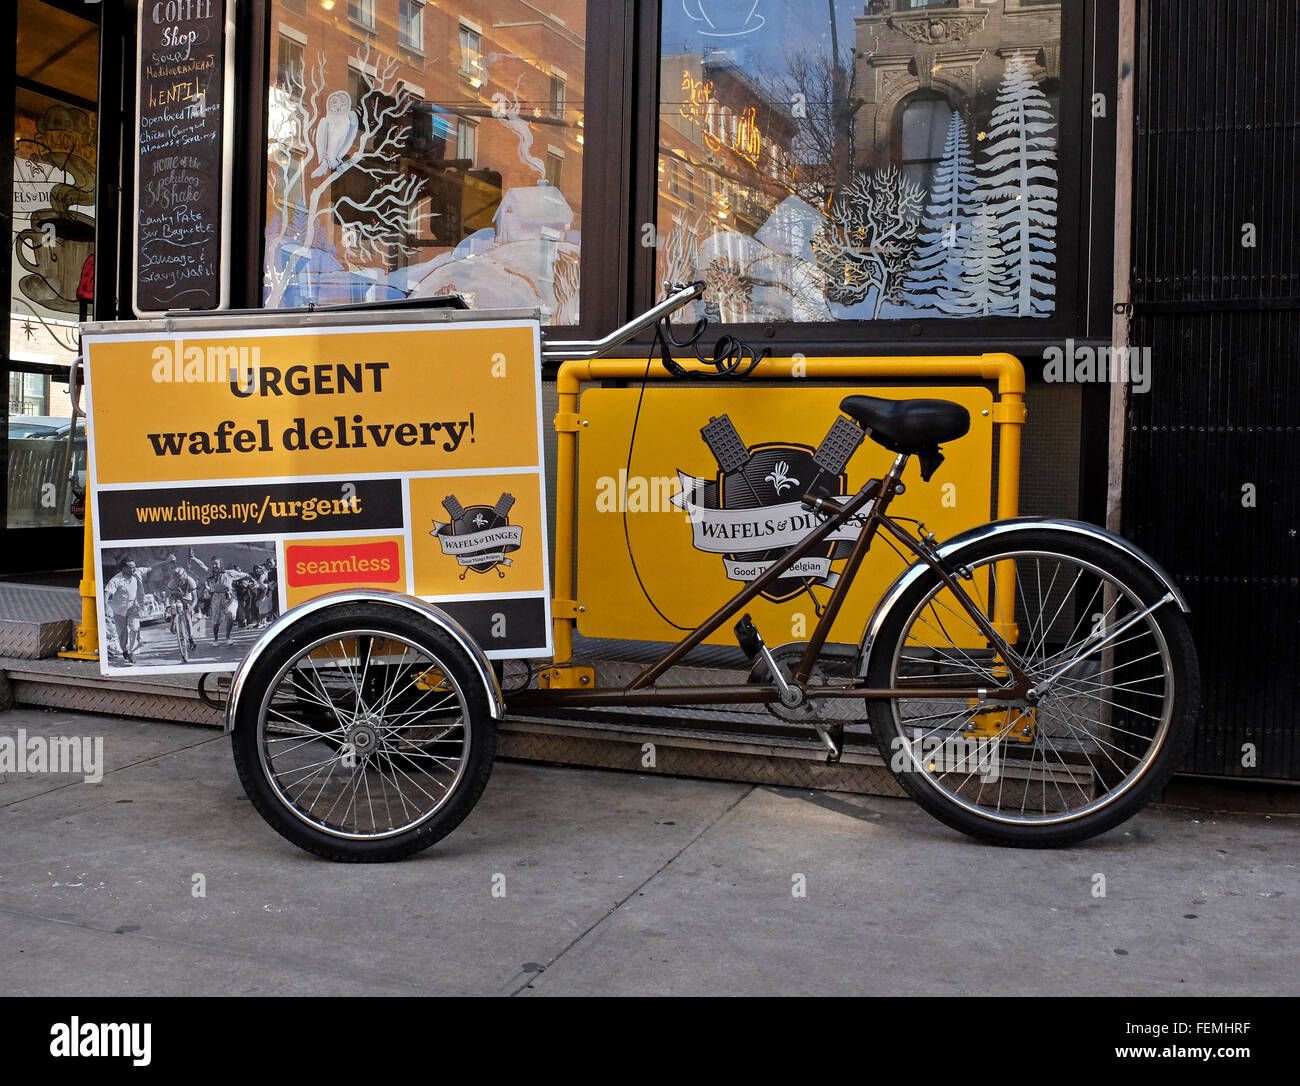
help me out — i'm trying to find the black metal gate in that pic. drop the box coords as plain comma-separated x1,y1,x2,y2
1127,0,1300,780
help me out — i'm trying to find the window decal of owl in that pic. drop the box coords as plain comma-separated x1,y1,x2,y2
312,90,359,177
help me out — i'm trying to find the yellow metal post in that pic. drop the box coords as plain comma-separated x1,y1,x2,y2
59,501,99,660
988,359,1026,647
549,370,579,671
540,367,594,686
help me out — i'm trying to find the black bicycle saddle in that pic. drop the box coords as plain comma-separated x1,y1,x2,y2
839,396,971,454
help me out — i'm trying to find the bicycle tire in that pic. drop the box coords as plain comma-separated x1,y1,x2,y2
174,613,190,663
230,602,496,862
866,526,1199,847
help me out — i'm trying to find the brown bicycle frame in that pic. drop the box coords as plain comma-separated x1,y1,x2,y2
512,449,1032,711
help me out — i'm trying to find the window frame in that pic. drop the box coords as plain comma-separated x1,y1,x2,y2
455,116,477,165
545,145,564,189
896,89,956,198
1,0,111,568
235,1,1112,359
629,0,1113,359
275,29,305,88
348,0,376,33
549,70,566,118
457,23,483,85
244,1,627,344
398,0,424,52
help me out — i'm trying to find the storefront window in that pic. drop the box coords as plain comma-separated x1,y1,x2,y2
658,0,1062,323
264,1,586,325
7,0,98,529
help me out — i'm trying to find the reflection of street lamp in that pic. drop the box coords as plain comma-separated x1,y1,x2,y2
828,0,849,185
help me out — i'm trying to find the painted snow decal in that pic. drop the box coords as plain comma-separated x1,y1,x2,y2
904,112,980,314
656,7,1061,324
947,204,1012,317
901,58,1057,318
810,166,924,320
264,39,583,325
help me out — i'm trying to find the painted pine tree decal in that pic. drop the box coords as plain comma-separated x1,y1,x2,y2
905,111,979,311
941,204,1011,316
978,51,1058,317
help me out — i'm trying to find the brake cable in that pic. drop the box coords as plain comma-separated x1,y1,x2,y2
653,307,770,379
621,286,772,632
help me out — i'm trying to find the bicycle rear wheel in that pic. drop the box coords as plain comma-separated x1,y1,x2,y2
866,527,1198,847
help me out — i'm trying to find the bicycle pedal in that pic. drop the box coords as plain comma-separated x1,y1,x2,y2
824,723,844,765
734,613,761,660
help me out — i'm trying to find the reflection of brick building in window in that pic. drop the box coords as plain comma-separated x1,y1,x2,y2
659,52,796,241
854,0,1060,177
266,1,586,321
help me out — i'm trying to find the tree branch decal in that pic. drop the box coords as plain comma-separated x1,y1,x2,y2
810,166,923,318
265,44,429,308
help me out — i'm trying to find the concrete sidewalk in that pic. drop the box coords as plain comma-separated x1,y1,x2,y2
0,707,1296,997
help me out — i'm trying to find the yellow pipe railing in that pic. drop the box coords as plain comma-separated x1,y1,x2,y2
550,353,1026,674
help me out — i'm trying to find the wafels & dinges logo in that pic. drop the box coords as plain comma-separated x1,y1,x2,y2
430,493,524,579
671,414,863,602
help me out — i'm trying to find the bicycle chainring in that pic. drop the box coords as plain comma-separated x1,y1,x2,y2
746,643,862,724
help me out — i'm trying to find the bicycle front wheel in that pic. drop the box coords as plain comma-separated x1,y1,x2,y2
866,527,1198,847
230,603,497,861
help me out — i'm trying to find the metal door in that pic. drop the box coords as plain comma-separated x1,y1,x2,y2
1127,0,1300,779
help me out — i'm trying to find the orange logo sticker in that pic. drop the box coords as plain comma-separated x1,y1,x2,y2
286,541,401,588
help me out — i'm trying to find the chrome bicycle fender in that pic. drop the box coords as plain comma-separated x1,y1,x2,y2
856,517,1191,678
224,588,505,731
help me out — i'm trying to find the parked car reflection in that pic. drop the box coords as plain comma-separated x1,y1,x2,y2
6,415,87,527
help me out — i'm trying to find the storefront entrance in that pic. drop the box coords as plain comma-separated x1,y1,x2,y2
1,0,108,574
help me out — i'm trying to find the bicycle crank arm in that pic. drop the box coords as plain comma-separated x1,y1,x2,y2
811,720,843,764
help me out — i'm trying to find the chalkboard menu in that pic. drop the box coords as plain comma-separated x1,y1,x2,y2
133,0,233,315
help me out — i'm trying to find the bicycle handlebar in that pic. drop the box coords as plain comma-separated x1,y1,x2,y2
541,281,705,363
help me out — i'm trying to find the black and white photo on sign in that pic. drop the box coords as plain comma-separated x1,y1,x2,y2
99,541,281,670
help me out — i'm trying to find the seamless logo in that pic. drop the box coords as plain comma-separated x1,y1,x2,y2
286,540,400,587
